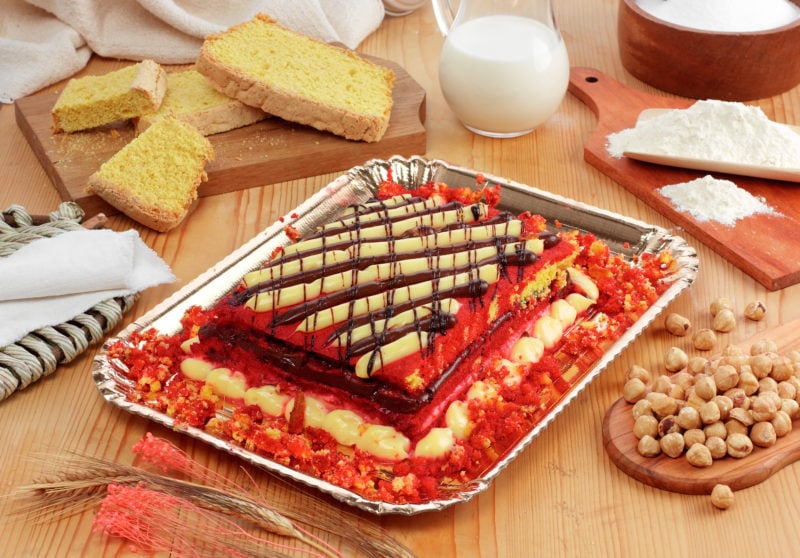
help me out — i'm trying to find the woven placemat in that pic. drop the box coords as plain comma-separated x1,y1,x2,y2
0,202,136,401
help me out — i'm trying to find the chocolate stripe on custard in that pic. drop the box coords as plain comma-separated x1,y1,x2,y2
237,240,539,306
345,311,457,357
319,197,446,233
336,194,420,219
266,266,493,327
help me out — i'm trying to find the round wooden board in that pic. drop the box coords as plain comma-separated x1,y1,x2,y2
602,319,800,495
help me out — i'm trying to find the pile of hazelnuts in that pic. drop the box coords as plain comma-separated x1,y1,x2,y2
621,297,799,510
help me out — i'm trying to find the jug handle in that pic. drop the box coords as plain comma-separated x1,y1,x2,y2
432,0,456,36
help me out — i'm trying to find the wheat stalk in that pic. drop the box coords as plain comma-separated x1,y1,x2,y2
11,450,415,558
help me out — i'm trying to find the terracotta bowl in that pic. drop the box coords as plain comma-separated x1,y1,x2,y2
618,0,800,101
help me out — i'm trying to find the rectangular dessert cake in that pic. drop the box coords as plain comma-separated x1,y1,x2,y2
107,175,673,505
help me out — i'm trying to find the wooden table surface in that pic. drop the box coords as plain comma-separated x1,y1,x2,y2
3,3,800,557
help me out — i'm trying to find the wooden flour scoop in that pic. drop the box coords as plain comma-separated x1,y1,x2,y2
623,109,800,183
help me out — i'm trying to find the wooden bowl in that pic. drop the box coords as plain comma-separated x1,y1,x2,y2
618,0,800,101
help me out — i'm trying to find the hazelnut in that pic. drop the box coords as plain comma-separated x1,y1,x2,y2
664,346,689,373
728,407,754,427
712,395,733,420
750,395,777,422
651,374,672,394
705,436,727,459
686,443,713,467
631,399,654,420
622,378,647,403
750,422,777,448
686,356,708,375
675,405,701,430
710,484,734,510
724,419,748,437
683,428,706,448
749,353,773,379
726,432,754,458
780,398,799,419
699,401,721,424
694,375,717,401
713,364,739,392
668,383,686,401
626,364,651,384
650,393,679,418
778,381,797,400
633,415,659,439
665,313,691,336
758,377,779,394
703,421,727,440
770,356,794,382
743,301,766,321
737,369,759,396
772,410,793,437
658,415,681,437
709,297,734,317
637,435,661,457
660,432,685,458
712,309,736,333
692,329,717,351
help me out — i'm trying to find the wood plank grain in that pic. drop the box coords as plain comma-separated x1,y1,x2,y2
568,66,800,291
603,318,800,494
14,56,427,219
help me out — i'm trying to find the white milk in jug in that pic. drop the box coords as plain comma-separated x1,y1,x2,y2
438,14,570,137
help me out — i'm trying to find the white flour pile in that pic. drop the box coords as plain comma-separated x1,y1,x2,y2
659,175,779,226
607,100,800,169
636,0,800,32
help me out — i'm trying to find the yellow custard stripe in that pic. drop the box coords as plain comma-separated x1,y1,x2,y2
280,203,489,256
294,264,500,332
245,240,541,312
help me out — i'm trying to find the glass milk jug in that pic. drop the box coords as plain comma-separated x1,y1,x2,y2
433,0,570,138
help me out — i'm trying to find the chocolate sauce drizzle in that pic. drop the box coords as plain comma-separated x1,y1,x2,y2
200,195,564,413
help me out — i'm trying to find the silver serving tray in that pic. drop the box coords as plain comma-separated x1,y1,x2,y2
93,155,699,515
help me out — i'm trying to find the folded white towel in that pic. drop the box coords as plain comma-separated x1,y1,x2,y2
0,0,385,103
0,228,176,347
0,0,91,103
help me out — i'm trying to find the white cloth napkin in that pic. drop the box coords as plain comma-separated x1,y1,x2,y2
0,228,176,347
0,0,385,103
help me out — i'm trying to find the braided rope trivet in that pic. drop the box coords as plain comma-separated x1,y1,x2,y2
0,202,136,401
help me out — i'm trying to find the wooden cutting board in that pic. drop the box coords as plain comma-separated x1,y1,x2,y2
568,66,800,291
14,56,427,219
603,318,800,495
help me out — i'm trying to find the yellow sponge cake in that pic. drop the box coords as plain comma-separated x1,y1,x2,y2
136,67,268,136
52,60,167,133
87,117,214,232
196,14,395,143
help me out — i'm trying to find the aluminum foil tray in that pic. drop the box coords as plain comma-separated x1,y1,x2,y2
93,155,699,515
